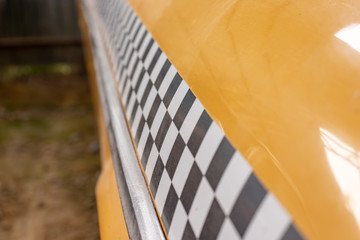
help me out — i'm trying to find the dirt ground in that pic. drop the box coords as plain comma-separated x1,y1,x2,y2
0,66,100,240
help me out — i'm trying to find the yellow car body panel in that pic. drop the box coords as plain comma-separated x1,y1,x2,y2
124,0,360,239
79,0,360,238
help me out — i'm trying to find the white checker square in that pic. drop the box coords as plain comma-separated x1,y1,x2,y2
195,122,224,174
136,73,150,101
159,123,178,165
137,124,150,158
179,99,204,142
217,218,241,240
189,178,214,237
144,42,158,69
150,52,167,82
243,194,291,240
216,152,252,215
131,108,142,133
143,87,157,118
168,201,188,240
155,171,172,216
145,144,159,181
168,81,189,118
150,103,166,138
138,31,152,57
172,147,194,197
158,65,177,99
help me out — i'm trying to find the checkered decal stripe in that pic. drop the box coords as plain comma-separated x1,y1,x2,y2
87,0,304,239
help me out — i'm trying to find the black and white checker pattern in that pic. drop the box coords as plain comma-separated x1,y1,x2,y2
84,0,304,239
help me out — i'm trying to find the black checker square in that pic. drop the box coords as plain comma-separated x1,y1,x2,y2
173,90,196,130
132,21,142,45
115,31,126,51
134,68,146,92
123,9,133,27
124,82,133,107
120,41,132,69
150,156,164,196
230,173,267,236
124,48,135,69
166,134,186,179
115,28,130,54
140,80,153,108
205,137,235,190
127,13,137,33
129,100,139,124
129,52,140,80
154,112,172,151
163,73,182,108
187,110,212,157
134,116,145,144
141,38,154,61
180,162,202,214
141,134,154,168
129,57,140,80
120,68,129,91
148,48,162,74
161,185,179,232
182,221,196,240
146,94,162,127
199,198,225,240
281,224,303,240
136,29,147,50
118,40,131,65
154,59,171,89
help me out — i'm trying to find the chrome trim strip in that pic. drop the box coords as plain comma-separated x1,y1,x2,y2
82,1,166,239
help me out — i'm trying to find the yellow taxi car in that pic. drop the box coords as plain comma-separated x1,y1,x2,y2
78,0,360,239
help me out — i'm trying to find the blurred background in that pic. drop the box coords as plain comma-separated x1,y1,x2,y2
0,0,100,239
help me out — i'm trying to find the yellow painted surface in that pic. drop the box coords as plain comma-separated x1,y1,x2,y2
78,3,129,239
95,123,129,240
126,0,360,239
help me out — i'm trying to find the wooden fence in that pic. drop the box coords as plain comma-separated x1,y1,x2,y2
0,0,83,65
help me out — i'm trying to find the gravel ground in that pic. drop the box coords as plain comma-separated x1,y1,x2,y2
0,67,100,240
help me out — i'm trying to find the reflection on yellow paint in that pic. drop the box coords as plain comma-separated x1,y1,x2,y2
320,128,360,230
335,24,360,53
119,0,360,237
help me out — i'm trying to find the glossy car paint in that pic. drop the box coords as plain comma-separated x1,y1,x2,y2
123,0,360,239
